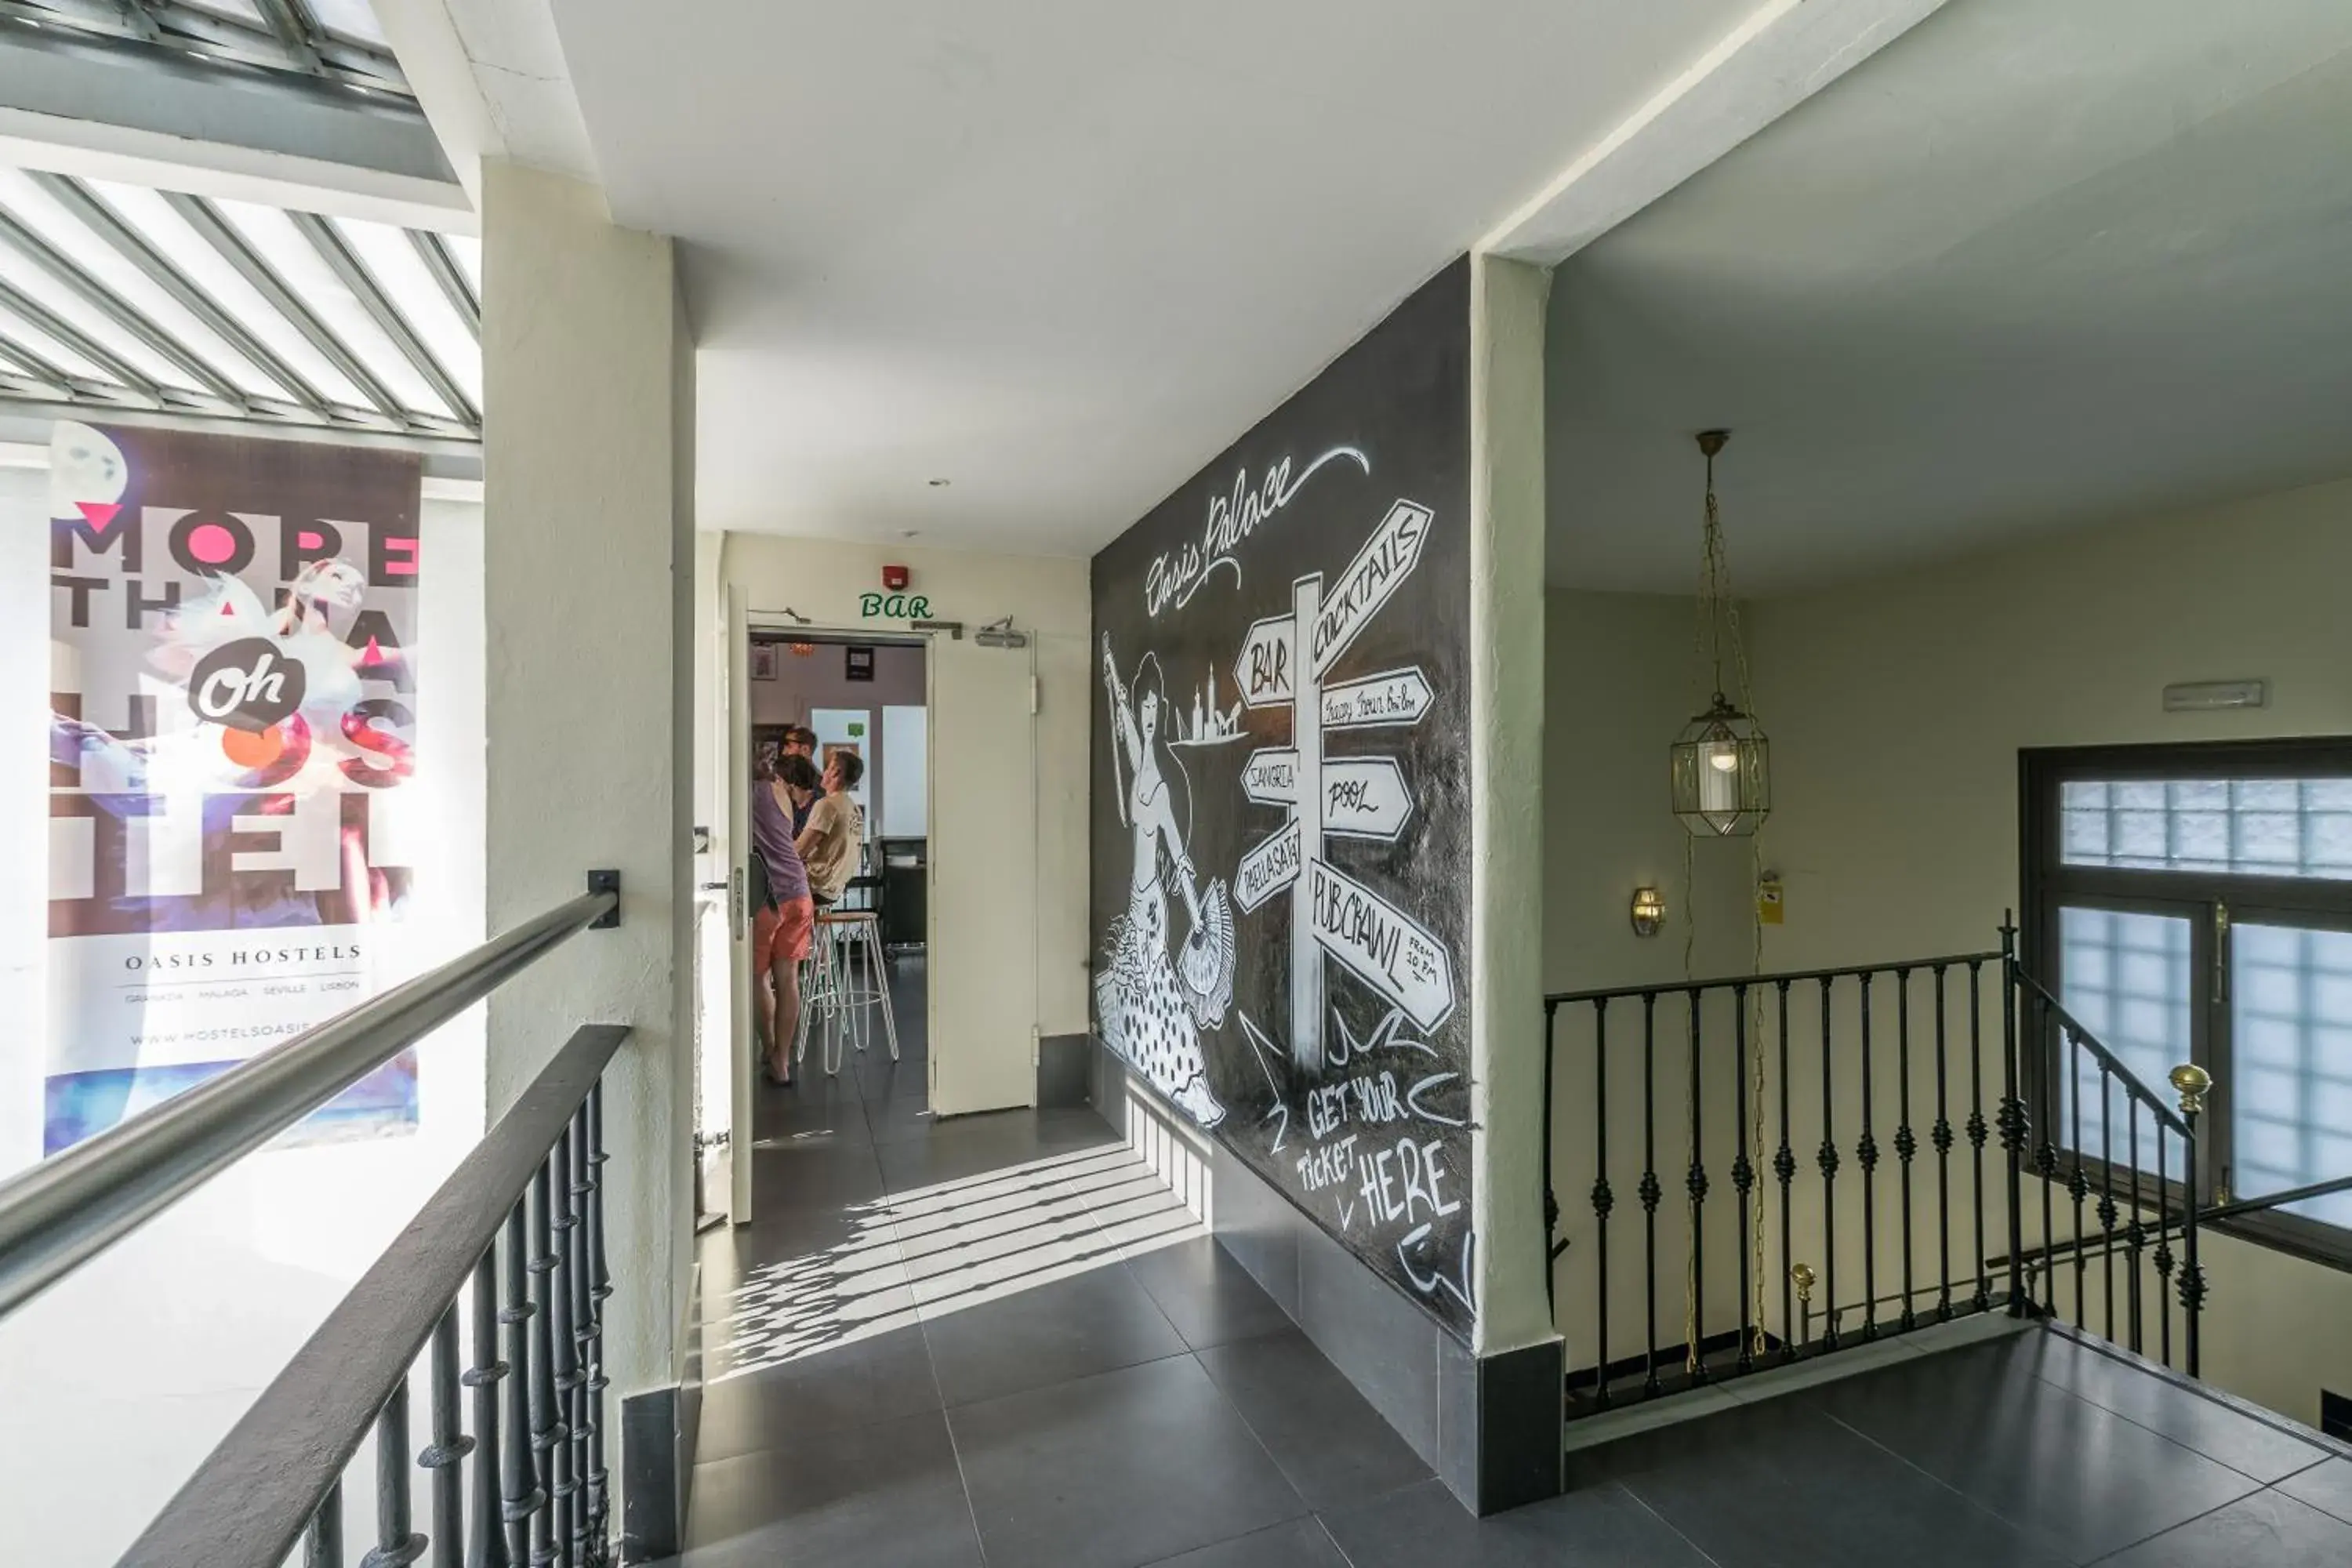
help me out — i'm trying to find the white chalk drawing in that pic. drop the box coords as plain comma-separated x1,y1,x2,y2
1145,446,1370,617
1229,497,1456,1069
1319,667,1432,731
1096,637,1237,1127
1171,658,1248,749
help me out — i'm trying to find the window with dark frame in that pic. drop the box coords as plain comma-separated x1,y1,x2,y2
2022,739,2352,1268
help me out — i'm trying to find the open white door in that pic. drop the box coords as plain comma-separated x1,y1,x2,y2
928,633,1039,1114
725,586,755,1223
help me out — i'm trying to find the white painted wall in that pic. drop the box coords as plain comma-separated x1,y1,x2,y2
717,535,1090,1112
481,162,695,1426
0,455,488,1564
1739,474,2352,1424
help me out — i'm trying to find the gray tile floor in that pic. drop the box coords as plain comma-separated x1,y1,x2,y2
668,957,2352,1566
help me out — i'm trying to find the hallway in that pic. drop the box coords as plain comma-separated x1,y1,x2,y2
670,959,2352,1566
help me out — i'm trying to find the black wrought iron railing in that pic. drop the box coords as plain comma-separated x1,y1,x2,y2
0,874,626,1567
1542,920,2212,1416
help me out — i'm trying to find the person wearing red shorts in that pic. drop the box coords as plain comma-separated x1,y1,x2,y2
750,755,817,1084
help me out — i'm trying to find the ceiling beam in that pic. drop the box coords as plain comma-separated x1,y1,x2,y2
31,171,338,419
289,209,477,428
1483,0,1950,265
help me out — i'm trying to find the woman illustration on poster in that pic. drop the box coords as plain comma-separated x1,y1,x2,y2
1098,633,1235,1127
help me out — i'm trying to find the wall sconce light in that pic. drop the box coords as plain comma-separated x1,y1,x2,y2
1630,886,1665,937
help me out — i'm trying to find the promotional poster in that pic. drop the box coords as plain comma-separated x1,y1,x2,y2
45,420,425,1154
1090,261,1477,1338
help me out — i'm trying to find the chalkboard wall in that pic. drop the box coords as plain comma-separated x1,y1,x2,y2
1090,259,1475,1338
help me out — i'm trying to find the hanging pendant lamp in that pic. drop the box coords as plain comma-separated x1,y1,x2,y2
1670,430,1770,838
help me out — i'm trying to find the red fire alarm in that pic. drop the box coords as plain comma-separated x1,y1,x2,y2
882,564,910,591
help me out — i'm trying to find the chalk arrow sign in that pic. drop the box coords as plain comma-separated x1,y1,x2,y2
1309,499,1432,679
1234,614,1296,709
1242,747,1300,807
1319,757,1413,842
1320,667,1433,731
1307,857,1456,1032
1236,818,1304,913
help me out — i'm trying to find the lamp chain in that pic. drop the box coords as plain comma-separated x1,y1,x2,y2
1682,444,1773,1371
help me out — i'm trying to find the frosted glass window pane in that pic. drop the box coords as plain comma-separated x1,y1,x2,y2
2059,906,2190,1179
2060,777,2352,880
2232,924,2352,1228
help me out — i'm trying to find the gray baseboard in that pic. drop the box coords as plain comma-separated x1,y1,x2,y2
620,1257,706,1560
1036,1031,1092,1108
1087,1035,1562,1516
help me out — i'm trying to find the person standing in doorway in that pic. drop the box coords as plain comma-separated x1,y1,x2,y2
750,755,815,1084
796,750,865,906
782,725,822,833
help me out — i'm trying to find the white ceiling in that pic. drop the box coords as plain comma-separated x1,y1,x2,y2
548,0,1783,555
1549,0,2352,594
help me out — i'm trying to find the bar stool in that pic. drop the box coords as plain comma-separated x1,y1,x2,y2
793,908,899,1076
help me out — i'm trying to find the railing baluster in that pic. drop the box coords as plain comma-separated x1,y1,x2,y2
1686,990,1710,1384
1818,976,1839,1352
1640,993,1662,1397
1968,957,1990,1313
2125,1099,2145,1356
304,1479,344,1568
549,1135,581,1568
1774,981,1796,1362
2067,1029,2088,1330
420,1298,472,1568
1895,968,1917,1332
502,1199,543,1568
528,1164,563,1568
568,1110,597,1567
2097,1066,2118,1344
1999,920,2027,1316
2035,996,2057,1317
1857,973,1878,1340
2155,1121,2175,1368
2179,1075,2207,1380
1932,964,1954,1321
586,1080,614,1556
467,1245,510,1568
369,1381,426,1567
1590,999,1613,1406
1733,983,1755,1372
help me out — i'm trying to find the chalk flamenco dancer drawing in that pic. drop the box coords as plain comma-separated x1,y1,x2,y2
1098,633,1236,1127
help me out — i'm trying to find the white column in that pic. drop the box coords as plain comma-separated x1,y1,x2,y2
480,162,695,1403
1468,252,1552,1358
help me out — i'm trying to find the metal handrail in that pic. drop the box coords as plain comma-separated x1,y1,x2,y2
0,880,618,1319
2012,964,2189,1138
119,1023,629,1568
1544,950,2006,1009
1991,1171,2352,1272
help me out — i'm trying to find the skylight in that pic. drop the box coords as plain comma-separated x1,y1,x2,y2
8,0,408,96
0,166,480,441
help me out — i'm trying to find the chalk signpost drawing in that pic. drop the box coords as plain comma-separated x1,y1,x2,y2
1229,499,1454,1070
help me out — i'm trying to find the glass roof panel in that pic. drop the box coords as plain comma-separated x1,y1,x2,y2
333,216,479,411
0,300,112,384
0,169,286,402
304,0,390,49
86,179,376,413
442,233,481,297
215,197,454,420
0,236,201,393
